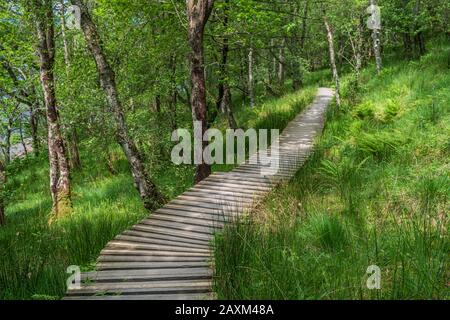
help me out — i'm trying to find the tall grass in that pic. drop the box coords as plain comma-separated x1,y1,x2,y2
213,40,449,300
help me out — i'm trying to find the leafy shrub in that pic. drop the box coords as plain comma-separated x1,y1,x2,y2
354,101,375,120
383,99,400,121
355,131,403,161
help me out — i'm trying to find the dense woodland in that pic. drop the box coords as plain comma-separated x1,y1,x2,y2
0,0,448,299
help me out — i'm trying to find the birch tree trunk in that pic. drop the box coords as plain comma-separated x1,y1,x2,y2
60,0,81,170
324,15,342,108
187,0,215,183
30,0,72,220
72,0,165,210
248,45,255,108
370,0,382,74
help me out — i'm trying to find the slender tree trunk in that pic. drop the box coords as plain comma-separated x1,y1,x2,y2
298,0,309,87
223,86,237,129
403,32,413,59
248,45,255,108
370,0,382,74
30,0,72,220
278,38,286,85
154,95,161,113
216,0,229,115
272,41,277,86
0,160,5,226
69,129,81,169
72,0,165,210
61,0,81,170
60,0,71,72
187,0,215,183
324,15,341,108
215,0,237,129
29,103,39,155
413,0,426,56
5,119,12,164
19,119,28,157
169,54,178,131
355,16,364,84
269,39,275,86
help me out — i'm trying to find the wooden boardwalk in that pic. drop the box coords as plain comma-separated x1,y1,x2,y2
65,88,334,300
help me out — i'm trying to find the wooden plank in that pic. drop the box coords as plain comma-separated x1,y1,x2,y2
107,239,211,253
155,207,228,222
68,279,211,293
67,282,211,296
63,293,210,300
96,261,209,271
81,268,212,282
174,193,254,206
99,248,211,258
190,185,268,196
97,255,208,263
148,213,225,228
131,224,213,242
138,219,218,235
183,189,260,201
199,179,272,190
119,230,210,248
168,198,249,213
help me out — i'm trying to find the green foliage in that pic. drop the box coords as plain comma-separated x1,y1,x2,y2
355,131,404,161
354,101,376,120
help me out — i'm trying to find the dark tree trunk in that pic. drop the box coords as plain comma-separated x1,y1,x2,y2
154,95,161,113
69,129,81,170
215,0,237,129
414,32,426,56
72,0,165,210
30,0,72,220
187,0,215,183
403,32,413,59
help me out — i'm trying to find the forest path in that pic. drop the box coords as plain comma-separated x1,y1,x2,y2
64,88,334,300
